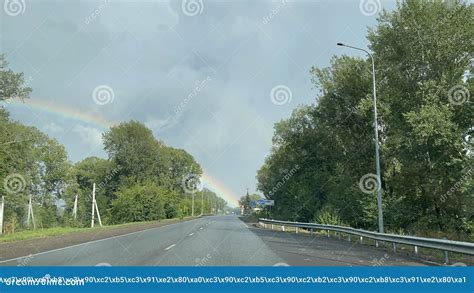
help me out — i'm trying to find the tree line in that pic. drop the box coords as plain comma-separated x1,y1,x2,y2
257,0,473,239
0,56,227,233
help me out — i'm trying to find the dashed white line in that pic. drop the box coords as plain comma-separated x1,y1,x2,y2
189,233,194,236
165,244,176,251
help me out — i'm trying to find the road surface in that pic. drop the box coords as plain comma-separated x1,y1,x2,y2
0,216,424,266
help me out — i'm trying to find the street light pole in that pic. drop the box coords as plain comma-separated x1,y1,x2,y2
337,42,384,233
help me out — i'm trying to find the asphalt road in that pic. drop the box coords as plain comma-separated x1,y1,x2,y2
0,216,424,266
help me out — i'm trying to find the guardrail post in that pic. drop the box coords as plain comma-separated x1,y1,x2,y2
295,227,298,234
271,224,274,230
414,246,419,257
360,236,363,244
282,226,285,232
311,228,314,234
375,241,379,248
337,232,341,239
444,250,449,265
327,229,330,238
392,242,397,253
442,237,449,264
348,235,351,242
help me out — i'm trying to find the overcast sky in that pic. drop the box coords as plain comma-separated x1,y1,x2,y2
1,0,396,206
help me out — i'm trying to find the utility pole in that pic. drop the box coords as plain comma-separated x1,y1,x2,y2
200,190,204,215
207,194,210,214
73,194,78,221
0,196,4,235
191,193,195,217
27,194,35,229
91,183,103,228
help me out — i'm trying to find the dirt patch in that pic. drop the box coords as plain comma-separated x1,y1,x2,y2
0,217,200,261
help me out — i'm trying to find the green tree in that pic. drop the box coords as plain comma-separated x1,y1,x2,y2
0,55,31,101
110,182,166,224
257,0,473,238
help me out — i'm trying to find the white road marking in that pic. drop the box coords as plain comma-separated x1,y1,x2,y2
189,233,194,236
165,244,176,251
199,227,203,230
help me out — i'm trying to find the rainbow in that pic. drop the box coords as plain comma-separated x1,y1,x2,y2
202,173,240,207
7,98,116,130
6,98,241,207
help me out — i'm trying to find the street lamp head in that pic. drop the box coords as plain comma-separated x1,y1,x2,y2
336,42,344,46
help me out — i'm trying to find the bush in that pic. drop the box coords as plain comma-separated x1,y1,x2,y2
110,182,165,224
164,202,178,219
313,205,345,226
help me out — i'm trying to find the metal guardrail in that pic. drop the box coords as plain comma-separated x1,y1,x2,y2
258,218,474,264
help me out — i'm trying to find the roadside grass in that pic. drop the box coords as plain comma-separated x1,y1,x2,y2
0,216,199,243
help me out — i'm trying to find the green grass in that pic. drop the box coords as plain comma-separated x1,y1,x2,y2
0,216,198,243
0,226,96,243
